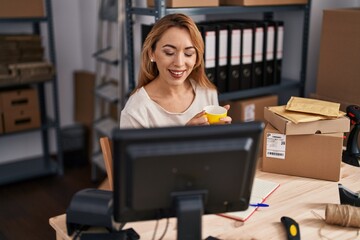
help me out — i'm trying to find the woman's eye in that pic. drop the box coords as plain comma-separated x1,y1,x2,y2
185,53,194,57
164,51,174,56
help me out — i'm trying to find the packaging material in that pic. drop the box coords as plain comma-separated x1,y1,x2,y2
286,96,341,117
0,0,45,18
147,0,219,7
8,62,55,83
220,0,307,6
316,8,360,105
1,88,40,133
264,106,350,135
225,95,278,123
262,123,343,181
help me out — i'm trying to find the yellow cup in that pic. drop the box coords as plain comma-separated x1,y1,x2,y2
203,105,227,124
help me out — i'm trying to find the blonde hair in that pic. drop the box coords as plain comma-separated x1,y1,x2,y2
134,13,216,93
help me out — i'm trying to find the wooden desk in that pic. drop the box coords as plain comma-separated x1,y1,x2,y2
50,163,360,240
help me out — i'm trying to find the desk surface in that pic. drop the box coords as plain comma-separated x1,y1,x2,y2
50,163,360,240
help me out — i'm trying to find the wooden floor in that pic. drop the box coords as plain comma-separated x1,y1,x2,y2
0,163,104,240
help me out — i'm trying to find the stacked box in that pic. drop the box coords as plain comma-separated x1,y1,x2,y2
0,88,41,133
316,8,360,106
147,0,219,7
262,107,350,181
0,0,44,18
223,95,278,123
220,0,307,6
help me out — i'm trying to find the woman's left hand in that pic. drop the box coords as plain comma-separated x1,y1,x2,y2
219,104,232,124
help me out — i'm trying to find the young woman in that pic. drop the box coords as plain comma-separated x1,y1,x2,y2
120,13,231,128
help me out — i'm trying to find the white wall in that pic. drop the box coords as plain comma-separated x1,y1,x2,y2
0,0,359,164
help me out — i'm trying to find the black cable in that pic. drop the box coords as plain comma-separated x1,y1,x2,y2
151,219,159,240
158,218,169,240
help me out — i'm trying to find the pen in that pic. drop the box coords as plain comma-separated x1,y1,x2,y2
250,203,269,207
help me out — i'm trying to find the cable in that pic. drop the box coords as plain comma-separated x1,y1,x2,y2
151,219,159,240
158,218,169,240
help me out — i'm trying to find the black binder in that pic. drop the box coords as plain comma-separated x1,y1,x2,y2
263,21,276,86
198,24,217,86
252,21,266,88
274,21,284,85
227,22,242,92
239,22,255,90
214,23,229,93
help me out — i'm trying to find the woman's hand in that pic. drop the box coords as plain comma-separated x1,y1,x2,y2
186,110,209,126
219,104,232,124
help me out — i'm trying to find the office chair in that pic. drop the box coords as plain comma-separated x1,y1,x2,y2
100,137,113,190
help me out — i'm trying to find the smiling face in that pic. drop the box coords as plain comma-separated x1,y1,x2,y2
149,26,197,86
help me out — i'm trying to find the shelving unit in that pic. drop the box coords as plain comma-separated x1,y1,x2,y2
0,0,63,185
91,0,126,181
125,0,311,101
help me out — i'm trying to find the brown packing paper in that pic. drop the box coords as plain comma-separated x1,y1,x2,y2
269,105,346,124
286,96,341,117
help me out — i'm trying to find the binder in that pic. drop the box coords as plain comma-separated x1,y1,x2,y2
263,21,276,86
239,22,255,90
198,24,217,86
252,21,265,88
227,22,242,92
215,23,229,93
274,21,284,85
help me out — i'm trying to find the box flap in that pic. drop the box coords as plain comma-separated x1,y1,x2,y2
264,107,350,135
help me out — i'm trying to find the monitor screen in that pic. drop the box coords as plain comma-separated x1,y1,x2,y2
112,122,264,238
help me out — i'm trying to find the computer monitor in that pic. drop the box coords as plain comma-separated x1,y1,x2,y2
112,121,264,239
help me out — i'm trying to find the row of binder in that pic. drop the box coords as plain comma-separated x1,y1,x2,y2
141,19,284,93
198,19,284,93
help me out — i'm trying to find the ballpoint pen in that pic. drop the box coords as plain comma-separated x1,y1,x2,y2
250,203,269,207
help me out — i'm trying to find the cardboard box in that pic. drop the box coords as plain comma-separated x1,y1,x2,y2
226,95,278,123
74,71,95,159
1,88,39,110
3,107,40,133
147,0,219,8
316,8,360,104
0,113,3,134
0,88,40,133
220,0,307,6
264,107,350,135
0,0,45,18
262,123,343,181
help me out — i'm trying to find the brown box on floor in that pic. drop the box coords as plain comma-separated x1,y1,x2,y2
0,0,45,18
147,0,219,7
262,123,343,181
74,71,95,159
225,95,278,123
0,112,3,134
316,8,360,105
0,88,40,133
220,0,307,6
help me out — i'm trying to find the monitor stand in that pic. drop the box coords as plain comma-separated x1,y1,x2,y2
174,191,206,240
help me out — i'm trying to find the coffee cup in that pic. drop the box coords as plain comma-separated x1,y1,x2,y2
203,105,227,124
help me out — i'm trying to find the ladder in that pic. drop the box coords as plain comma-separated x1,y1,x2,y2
91,0,126,181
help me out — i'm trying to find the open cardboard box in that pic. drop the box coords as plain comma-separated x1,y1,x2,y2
262,123,343,181
264,106,350,135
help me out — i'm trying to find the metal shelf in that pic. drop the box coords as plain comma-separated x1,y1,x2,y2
219,79,300,102
0,156,58,186
0,0,63,184
130,5,307,18
125,0,311,99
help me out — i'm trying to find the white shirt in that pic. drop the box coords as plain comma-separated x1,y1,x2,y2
120,80,218,128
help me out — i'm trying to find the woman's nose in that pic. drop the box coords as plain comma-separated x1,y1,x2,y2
174,53,185,66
